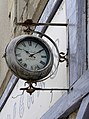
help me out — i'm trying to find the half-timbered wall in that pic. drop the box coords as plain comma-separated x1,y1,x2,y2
0,0,89,119
41,0,89,119
0,0,68,119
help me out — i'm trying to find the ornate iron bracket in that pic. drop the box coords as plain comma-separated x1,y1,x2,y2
15,19,69,94
16,19,68,64
16,19,68,27
20,82,69,95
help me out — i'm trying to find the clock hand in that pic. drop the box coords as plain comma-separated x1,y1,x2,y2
24,50,36,58
24,50,31,54
17,47,30,54
30,49,44,57
18,48,35,58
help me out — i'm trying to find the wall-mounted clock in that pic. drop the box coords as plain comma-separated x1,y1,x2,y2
5,35,53,82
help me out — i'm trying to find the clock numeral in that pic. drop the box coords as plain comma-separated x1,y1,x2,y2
17,47,22,50
35,43,38,48
16,53,21,57
31,66,33,70
21,42,26,47
30,65,40,70
41,55,47,58
18,58,22,62
40,60,46,66
28,41,32,46
35,65,40,70
23,63,27,68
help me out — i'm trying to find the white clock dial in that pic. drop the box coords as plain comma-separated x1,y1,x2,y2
15,39,49,71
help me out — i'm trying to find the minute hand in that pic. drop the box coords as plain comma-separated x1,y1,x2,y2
30,49,44,56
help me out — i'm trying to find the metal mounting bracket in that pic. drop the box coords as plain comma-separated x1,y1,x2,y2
20,82,69,95
16,19,68,27
15,19,69,95
16,19,68,64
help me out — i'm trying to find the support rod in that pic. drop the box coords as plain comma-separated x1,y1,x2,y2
31,87,69,91
20,87,69,91
31,22,68,26
20,83,69,95
16,19,68,27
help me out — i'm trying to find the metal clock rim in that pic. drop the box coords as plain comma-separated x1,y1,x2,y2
14,35,53,73
26,29,60,82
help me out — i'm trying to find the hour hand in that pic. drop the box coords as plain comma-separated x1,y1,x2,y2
23,49,35,58
17,48,31,54
23,49,31,55
24,50,30,54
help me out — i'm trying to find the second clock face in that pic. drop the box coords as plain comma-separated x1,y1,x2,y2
15,38,49,71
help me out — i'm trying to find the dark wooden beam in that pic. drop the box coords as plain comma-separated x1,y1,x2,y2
76,95,89,119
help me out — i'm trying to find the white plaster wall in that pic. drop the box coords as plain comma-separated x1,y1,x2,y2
0,0,11,86
88,0,89,67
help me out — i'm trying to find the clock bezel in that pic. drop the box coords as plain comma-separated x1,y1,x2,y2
5,35,54,82
15,36,50,71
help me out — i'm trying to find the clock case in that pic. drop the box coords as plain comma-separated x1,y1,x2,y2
5,35,54,82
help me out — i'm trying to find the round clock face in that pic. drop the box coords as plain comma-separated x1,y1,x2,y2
5,35,53,81
15,38,49,71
